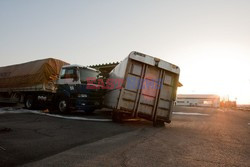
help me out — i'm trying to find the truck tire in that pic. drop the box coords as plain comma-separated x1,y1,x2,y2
57,98,69,113
24,95,34,110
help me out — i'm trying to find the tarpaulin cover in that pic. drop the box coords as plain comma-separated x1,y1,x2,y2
0,58,69,88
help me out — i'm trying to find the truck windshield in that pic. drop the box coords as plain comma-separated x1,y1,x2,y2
79,68,99,82
60,68,77,79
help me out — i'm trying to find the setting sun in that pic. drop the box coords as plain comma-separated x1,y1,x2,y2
177,46,250,104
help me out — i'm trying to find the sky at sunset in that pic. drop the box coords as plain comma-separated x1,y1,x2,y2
0,0,250,104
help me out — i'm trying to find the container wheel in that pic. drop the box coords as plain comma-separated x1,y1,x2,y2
153,120,165,127
112,110,123,123
24,95,34,110
57,98,69,113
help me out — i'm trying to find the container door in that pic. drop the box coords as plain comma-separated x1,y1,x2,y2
153,71,177,122
117,60,145,113
136,65,162,119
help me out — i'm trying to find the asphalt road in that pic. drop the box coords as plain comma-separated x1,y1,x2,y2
0,106,249,167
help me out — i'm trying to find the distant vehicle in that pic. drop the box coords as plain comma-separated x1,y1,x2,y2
91,51,180,126
0,58,103,113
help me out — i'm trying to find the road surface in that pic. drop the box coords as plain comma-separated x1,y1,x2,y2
0,106,249,167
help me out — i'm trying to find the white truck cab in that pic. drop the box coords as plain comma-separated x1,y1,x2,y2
57,64,99,85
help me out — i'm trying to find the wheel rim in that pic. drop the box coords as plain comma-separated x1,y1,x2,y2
59,100,67,112
26,98,32,109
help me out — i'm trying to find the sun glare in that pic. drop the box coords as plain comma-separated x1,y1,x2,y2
178,46,250,104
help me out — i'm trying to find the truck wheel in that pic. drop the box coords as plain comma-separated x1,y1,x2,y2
24,95,34,110
58,98,69,113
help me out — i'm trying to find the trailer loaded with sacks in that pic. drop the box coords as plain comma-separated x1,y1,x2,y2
0,58,103,113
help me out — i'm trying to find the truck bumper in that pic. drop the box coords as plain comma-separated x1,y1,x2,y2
70,98,102,111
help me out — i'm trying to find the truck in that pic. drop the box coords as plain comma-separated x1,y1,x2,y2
0,58,103,113
90,51,180,126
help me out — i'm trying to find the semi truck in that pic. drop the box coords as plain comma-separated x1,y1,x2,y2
90,51,180,126
0,58,103,113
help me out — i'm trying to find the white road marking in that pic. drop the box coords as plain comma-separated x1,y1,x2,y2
41,113,112,122
0,108,209,119
0,108,112,122
0,146,6,151
173,112,209,116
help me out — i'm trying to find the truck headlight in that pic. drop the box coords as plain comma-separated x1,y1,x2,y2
78,94,88,98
